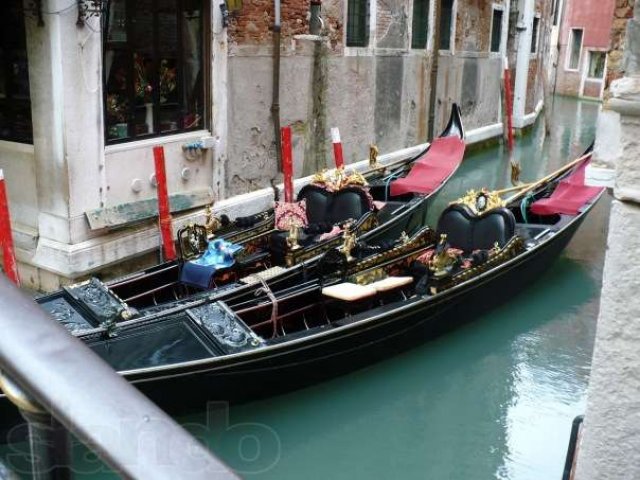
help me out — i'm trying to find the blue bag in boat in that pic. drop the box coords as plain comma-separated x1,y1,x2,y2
180,239,244,289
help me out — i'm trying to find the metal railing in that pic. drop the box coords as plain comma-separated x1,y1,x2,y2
0,276,238,479
562,415,584,480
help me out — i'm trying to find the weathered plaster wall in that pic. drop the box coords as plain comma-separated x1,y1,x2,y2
454,0,494,52
224,0,432,196
435,55,502,132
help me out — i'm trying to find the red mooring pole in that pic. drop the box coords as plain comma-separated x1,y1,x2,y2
281,126,294,203
331,127,345,169
0,170,20,285
503,57,515,152
153,146,177,261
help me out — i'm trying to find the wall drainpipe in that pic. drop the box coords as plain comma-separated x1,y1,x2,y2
272,0,282,171
310,0,323,35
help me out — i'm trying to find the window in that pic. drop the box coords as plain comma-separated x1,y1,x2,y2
411,0,430,49
439,0,454,50
104,0,206,143
490,8,503,53
552,0,561,26
531,17,540,53
567,28,583,70
346,0,369,47
588,51,606,79
0,0,32,144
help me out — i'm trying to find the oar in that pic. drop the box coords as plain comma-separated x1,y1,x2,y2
504,151,592,204
494,182,534,196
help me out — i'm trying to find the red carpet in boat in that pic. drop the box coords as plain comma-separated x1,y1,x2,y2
530,159,604,216
390,136,466,197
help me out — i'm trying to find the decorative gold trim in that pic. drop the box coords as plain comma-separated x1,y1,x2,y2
311,167,368,191
283,211,380,266
340,223,357,262
226,213,275,244
453,189,506,216
369,144,380,169
204,203,223,237
429,236,525,294
348,227,435,275
429,234,459,279
287,225,302,250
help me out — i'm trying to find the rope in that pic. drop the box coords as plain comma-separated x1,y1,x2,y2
520,191,536,224
256,277,279,338
383,171,402,201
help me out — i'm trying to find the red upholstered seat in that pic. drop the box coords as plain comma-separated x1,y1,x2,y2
530,160,604,216
390,136,466,197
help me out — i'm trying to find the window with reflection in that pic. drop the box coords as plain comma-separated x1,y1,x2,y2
0,0,32,144
104,0,205,143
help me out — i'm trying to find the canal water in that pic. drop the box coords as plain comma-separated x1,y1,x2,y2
2,96,610,479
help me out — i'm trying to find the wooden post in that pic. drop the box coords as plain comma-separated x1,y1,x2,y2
0,170,20,286
281,126,294,203
331,127,344,169
503,56,515,152
153,147,177,261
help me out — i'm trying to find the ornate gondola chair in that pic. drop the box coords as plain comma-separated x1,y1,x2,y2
177,223,209,261
269,169,377,265
417,190,525,294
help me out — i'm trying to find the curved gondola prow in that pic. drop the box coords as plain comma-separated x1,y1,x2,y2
440,103,465,140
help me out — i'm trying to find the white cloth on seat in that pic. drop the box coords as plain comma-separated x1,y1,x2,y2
322,283,377,301
369,276,414,292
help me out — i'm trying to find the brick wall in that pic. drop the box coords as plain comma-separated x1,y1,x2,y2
454,0,498,52
228,0,311,45
607,0,635,89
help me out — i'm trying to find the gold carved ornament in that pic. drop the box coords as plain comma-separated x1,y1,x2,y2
428,234,460,279
204,203,223,237
340,221,357,262
312,167,368,191
369,144,380,169
452,189,506,216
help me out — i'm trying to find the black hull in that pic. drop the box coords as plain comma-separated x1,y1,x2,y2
125,211,586,414
0,192,598,438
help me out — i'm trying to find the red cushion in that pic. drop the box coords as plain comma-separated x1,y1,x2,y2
530,160,604,216
390,137,465,196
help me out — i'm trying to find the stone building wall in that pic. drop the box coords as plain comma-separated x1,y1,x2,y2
576,4,640,479
606,0,635,92
554,0,616,99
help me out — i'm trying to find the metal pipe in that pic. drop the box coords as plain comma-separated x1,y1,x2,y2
310,0,322,35
272,0,282,171
0,277,238,479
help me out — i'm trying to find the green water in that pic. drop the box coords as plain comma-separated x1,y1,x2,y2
2,96,609,479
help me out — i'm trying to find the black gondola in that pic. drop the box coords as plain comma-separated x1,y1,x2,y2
0,146,604,429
